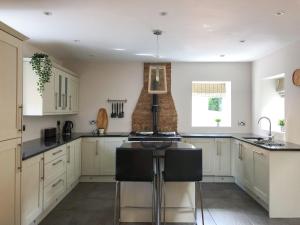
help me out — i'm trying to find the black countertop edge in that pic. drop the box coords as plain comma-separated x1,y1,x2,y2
22,132,300,161
180,133,300,151
22,132,130,160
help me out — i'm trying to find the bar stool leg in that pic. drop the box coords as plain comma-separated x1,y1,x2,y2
194,182,198,225
114,181,120,225
152,178,156,225
199,182,205,225
162,180,166,225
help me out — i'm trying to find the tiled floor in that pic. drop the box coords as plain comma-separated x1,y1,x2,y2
40,182,300,225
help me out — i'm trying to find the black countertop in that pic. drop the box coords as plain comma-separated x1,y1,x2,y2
22,132,129,160
22,132,300,161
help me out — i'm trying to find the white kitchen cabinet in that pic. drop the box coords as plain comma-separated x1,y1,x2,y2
81,137,126,176
0,29,22,141
21,154,44,225
81,138,101,175
252,146,269,204
66,142,76,188
215,138,231,176
183,138,216,175
74,139,82,180
183,138,231,176
0,138,22,225
240,143,254,191
23,60,79,115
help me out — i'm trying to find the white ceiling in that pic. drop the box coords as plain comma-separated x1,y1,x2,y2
1,0,300,62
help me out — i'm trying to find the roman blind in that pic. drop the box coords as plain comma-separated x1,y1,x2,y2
192,82,226,97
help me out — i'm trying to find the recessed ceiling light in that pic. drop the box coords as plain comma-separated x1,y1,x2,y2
275,10,286,16
240,40,246,43
220,54,225,57
160,11,168,16
43,11,52,16
202,24,211,29
135,53,154,57
73,40,80,43
113,48,125,51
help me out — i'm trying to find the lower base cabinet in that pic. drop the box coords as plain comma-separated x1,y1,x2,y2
81,137,127,176
21,154,44,225
21,138,81,225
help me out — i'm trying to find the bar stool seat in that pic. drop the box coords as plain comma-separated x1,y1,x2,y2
115,149,155,225
162,149,204,225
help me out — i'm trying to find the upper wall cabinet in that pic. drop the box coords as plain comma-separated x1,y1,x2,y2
23,58,79,115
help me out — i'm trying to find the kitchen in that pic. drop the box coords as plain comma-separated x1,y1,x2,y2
1,1,300,225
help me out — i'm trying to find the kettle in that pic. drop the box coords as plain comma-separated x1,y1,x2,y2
63,121,74,136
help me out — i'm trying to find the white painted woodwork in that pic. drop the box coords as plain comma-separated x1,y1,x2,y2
21,154,44,225
81,137,126,176
183,138,231,176
0,138,21,225
66,142,76,188
0,30,22,141
183,138,215,175
23,59,79,116
74,139,82,180
44,145,66,164
240,143,254,191
44,155,67,187
252,146,269,204
214,138,231,176
43,173,67,210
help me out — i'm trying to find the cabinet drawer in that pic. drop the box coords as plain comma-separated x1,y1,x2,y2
44,145,66,163
43,173,66,210
44,155,66,186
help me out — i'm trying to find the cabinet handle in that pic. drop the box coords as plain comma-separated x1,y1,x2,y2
62,94,65,109
69,96,72,110
238,144,242,160
55,93,58,110
253,150,264,156
52,149,63,156
65,94,68,109
40,157,45,180
17,144,22,172
52,179,63,188
96,140,99,155
67,145,71,163
52,159,63,166
17,105,23,132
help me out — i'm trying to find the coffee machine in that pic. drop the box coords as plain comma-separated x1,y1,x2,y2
63,121,74,136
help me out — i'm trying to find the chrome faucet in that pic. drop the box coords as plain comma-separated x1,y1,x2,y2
258,116,273,141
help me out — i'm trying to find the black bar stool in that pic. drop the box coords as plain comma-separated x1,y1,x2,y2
115,149,155,225
162,149,204,225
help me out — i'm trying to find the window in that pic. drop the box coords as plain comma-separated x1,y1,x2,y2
192,81,231,127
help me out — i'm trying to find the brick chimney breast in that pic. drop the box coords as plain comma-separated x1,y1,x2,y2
132,63,177,132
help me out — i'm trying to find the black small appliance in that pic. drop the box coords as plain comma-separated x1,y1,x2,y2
63,121,74,136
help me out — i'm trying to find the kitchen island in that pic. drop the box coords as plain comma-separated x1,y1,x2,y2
117,141,200,224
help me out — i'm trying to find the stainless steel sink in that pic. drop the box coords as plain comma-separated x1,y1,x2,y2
242,137,264,142
243,137,285,147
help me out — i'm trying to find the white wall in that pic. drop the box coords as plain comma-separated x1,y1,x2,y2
68,61,143,133
22,42,73,141
172,62,252,133
252,40,300,144
70,61,252,134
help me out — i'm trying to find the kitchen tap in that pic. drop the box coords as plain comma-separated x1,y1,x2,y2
258,116,273,141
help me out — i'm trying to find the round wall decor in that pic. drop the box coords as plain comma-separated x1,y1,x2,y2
292,69,300,86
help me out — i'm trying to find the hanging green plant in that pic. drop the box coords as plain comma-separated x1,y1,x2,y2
30,53,52,96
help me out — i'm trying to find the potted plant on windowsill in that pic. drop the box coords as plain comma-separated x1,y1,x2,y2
278,119,285,132
215,118,221,127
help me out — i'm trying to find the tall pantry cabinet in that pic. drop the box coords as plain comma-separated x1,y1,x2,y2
0,22,27,225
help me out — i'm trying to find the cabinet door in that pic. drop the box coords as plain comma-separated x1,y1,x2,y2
42,72,56,114
69,77,79,113
253,146,269,204
74,139,82,180
184,138,215,175
81,138,101,175
0,138,21,225
0,30,22,141
54,68,65,112
21,154,43,225
215,138,231,176
100,137,126,175
240,143,254,191
66,142,76,188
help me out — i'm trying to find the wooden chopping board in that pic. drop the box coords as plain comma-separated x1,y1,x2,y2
96,108,108,131
293,69,300,86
